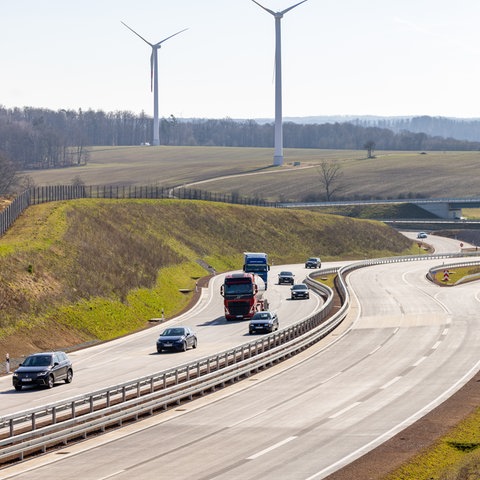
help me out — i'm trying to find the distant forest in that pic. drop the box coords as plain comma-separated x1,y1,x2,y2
1,106,480,171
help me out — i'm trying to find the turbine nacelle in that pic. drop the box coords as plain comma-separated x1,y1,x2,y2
251,0,308,18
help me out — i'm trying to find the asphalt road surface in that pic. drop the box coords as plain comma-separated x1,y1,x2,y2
2,236,479,480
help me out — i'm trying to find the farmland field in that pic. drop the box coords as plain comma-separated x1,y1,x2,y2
22,146,480,202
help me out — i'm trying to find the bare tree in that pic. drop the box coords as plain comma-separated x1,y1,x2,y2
0,150,18,194
364,140,376,158
317,160,345,201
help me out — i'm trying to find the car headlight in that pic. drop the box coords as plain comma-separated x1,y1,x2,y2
37,371,49,376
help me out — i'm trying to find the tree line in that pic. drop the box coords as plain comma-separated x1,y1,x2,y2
1,106,480,193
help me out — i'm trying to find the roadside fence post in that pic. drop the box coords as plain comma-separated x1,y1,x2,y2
6,353,10,374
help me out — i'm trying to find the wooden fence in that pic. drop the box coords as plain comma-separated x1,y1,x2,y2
0,185,278,238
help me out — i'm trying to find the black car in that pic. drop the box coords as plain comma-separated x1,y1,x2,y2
12,351,73,391
278,271,295,285
291,283,310,300
156,326,197,353
249,311,279,334
305,257,321,269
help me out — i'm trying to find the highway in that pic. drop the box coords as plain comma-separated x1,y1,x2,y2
2,234,480,479
0,265,326,416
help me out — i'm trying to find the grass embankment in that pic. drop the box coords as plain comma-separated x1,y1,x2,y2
386,410,480,480
0,198,415,358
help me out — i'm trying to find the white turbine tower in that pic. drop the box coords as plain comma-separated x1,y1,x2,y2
121,21,187,147
251,0,308,166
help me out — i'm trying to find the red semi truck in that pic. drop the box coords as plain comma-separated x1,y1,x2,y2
220,272,268,320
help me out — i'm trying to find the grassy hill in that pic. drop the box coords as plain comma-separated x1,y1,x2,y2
0,198,415,359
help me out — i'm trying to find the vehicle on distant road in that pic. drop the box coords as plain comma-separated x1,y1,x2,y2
243,252,270,289
156,326,197,353
305,257,321,269
417,232,428,239
249,311,279,334
12,352,73,391
291,283,310,300
278,271,295,284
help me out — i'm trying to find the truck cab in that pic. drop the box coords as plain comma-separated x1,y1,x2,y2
243,252,270,289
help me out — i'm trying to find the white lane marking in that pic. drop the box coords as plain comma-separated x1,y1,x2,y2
369,346,381,355
412,356,427,367
305,358,480,480
442,328,449,336
99,472,126,480
432,341,441,350
246,436,297,460
321,372,342,384
380,376,402,389
328,402,361,419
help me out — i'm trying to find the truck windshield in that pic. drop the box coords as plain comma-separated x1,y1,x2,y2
224,283,253,295
245,265,267,273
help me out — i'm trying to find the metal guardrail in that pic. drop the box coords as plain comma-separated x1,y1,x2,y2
3,250,480,465
0,279,337,464
427,259,480,285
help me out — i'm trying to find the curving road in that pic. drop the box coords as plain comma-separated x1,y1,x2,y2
0,266,325,416
2,236,480,479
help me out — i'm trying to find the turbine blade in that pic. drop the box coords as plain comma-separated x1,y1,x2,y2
121,21,153,47
153,28,188,48
251,0,275,16
280,0,309,15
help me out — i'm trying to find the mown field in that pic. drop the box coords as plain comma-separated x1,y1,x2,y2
22,146,480,202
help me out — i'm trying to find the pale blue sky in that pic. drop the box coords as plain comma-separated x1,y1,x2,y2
2,0,480,119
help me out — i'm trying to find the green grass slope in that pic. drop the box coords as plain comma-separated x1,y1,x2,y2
0,199,414,358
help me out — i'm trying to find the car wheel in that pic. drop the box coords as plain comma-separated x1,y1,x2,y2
65,369,73,384
182,341,187,352
192,338,197,349
47,375,55,389
157,347,162,353
14,385,22,391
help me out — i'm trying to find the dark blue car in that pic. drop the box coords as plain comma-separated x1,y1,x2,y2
156,326,198,353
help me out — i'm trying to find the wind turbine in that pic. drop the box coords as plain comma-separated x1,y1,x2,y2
251,0,308,166
121,21,187,146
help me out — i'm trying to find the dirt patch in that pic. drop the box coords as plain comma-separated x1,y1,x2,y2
0,196,12,212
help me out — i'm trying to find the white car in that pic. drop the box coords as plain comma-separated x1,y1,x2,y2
417,232,427,239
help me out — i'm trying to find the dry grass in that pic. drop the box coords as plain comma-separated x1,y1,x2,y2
21,146,480,202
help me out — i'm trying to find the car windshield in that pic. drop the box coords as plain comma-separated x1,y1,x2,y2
162,328,185,337
252,313,271,320
293,285,307,290
280,272,292,276
22,355,52,367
